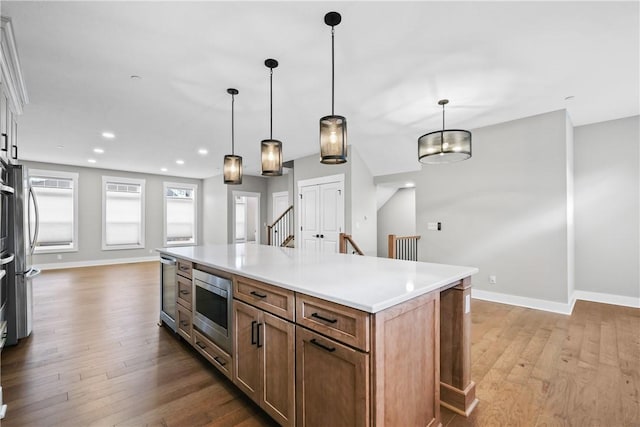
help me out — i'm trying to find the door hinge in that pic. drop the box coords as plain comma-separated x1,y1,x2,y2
300,226,303,231
338,189,342,195
299,194,303,199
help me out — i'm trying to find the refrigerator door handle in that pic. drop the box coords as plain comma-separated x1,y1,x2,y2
29,186,40,255
0,253,14,265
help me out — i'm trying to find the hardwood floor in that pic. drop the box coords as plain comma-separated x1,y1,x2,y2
1,262,639,426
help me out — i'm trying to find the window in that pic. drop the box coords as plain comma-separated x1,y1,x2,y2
29,169,78,253
163,182,197,246
102,176,145,250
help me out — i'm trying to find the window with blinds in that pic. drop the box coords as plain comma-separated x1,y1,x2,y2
163,183,197,246
29,170,78,253
102,177,145,250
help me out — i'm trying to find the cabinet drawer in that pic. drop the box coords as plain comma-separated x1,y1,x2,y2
234,276,295,321
177,306,192,342
177,259,192,279
193,330,233,380
296,294,370,352
177,275,192,310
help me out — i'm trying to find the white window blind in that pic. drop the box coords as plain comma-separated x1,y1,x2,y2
164,185,196,245
103,178,145,249
30,174,77,252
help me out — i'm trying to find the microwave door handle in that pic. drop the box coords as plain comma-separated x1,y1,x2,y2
29,186,40,255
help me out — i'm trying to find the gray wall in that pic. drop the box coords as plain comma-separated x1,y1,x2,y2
376,110,572,303
574,115,639,298
202,175,228,245
376,188,416,257
349,146,377,255
266,173,292,223
24,160,202,266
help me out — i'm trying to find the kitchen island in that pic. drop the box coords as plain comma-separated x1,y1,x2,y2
159,244,479,427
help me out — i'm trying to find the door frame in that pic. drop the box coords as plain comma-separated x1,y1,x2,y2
272,191,289,222
232,191,261,244
296,173,345,250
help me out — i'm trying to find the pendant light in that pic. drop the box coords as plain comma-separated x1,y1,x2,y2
223,88,243,184
261,59,283,176
319,11,347,165
418,99,472,164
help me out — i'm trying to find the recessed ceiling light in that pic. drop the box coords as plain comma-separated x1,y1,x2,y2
93,148,104,154
88,159,97,164
405,182,415,188
102,132,115,139
176,159,185,165
160,167,168,172
564,95,575,101
56,145,64,149
198,149,208,155
130,75,142,80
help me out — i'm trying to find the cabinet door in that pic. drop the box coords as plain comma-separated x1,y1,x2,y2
233,300,261,403
262,312,295,427
296,326,369,427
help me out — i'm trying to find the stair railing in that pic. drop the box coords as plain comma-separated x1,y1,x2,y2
267,205,294,247
339,233,364,256
388,234,421,261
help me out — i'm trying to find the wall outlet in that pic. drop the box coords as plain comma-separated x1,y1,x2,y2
427,222,438,231
489,275,497,284
57,254,62,260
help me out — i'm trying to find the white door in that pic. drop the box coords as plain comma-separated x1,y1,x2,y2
298,175,344,253
272,191,289,222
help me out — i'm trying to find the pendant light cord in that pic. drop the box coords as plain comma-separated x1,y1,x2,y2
270,68,273,139
231,93,235,155
331,26,335,115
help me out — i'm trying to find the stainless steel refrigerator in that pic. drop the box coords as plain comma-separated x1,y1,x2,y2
6,164,40,346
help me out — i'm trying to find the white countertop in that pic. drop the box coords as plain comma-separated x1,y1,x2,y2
158,244,478,313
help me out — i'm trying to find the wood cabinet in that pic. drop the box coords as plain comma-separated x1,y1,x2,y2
193,329,232,380
176,274,192,310
296,326,369,427
176,304,192,342
234,275,295,321
233,299,295,427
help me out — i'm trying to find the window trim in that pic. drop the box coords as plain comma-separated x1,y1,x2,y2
102,176,146,251
29,169,79,254
162,181,198,247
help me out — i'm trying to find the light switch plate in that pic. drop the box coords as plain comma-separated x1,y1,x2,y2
427,222,438,231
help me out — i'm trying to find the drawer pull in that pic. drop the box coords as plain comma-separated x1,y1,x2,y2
195,341,207,350
310,338,336,353
213,356,227,367
1,133,7,151
180,321,189,327
311,312,338,324
250,290,267,299
179,290,190,295
179,266,190,271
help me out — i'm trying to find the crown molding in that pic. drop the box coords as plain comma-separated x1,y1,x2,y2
1,16,29,114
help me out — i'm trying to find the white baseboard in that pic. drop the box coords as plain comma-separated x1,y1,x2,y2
471,289,574,315
572,290,640,309
472,288,639,315
36,255,159,271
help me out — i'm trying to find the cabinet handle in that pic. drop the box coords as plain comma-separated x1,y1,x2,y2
213,356,227,367
179,290,190,295
179,265,189,271
1,133,7,151
311,312,338,324
320,234,324,238
314,234,319,238
250,291,267,299
180,320,189,327
195,341,206,350
11,144,17,160
251,320,257,345
256,323,263,348
310,338,336,353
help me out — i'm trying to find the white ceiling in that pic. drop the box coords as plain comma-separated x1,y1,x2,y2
3,1,639,179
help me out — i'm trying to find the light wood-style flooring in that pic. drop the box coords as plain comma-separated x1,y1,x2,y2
1,262,639,426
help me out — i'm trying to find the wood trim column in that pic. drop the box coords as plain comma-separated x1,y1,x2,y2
439,276,478,417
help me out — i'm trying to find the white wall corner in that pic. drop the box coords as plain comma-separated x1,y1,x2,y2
572,290,640,309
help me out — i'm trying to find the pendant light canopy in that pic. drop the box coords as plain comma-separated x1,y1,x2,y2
418,99,472,164
261,59,283,176
223,88,243,185
319,11,347,165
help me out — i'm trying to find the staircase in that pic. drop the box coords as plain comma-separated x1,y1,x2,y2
267,205,294,247
339,233,364,255
388,234,421,261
